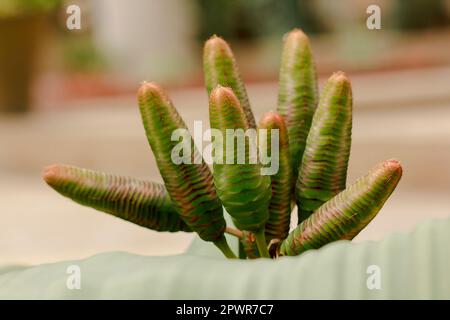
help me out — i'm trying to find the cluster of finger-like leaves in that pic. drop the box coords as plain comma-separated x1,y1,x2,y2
44,29,402,259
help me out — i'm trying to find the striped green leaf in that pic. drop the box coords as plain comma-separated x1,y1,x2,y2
296,71,352,223
277,28,318,182
209,86,271,257
43,164,191,232
258,111,292,242
138,82,235,258
281,159,403,256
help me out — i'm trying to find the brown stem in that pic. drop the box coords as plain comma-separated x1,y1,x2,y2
225,227,243,239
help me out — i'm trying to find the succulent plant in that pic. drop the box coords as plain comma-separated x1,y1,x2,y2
43,28,402,260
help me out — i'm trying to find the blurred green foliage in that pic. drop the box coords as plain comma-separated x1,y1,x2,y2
196,0,324,42
392,0,450,30
196,0,450,41
0,0,61,17
61,35,108,73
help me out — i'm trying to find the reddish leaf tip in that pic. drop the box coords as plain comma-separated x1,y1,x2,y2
137,81,164,98
283,28,311,47
259,111,285,128
383,159,403,174
258,111,289,145
330,71,350,84
210,85,239,106
203,35,231,58
286,28,308,40
370,159,403,187
42,164,62,186
205,34,227,47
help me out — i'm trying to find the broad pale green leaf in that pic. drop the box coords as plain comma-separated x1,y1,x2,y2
1,215,448,299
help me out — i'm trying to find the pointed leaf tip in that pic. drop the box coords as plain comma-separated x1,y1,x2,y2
209,86,246,131
43,164,61,186
137,81,167,102
258,111,289,146
371,159,403,184
204,34,227,48
329,71,350,84
259,111,284,126
384,159,402,171
210,86,239,106
284,28,308,42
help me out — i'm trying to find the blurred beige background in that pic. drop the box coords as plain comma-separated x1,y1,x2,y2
1,0,450,265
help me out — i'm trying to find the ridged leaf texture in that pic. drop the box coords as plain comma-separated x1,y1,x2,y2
296,71,352,223
258,111,292,241
204,35,256,129
43,164,191,232
209,86,271,233
277,29,318,182
281,159,402,256
138,82,226,243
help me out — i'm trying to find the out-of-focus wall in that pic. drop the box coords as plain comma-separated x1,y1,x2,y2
92,0,197,81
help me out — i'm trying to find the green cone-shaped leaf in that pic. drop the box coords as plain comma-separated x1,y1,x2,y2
209,86,271,257
209,86,271,231
138,82,227,245
296,71,352,223
277,28,318,182
258,111,292,242
204,35,256,129
43,164,191,232
281,159,402,256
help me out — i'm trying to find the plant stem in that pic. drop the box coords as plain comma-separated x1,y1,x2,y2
225,227,243,239
214,237,237,259
254,228,270,258
238,241,247,259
